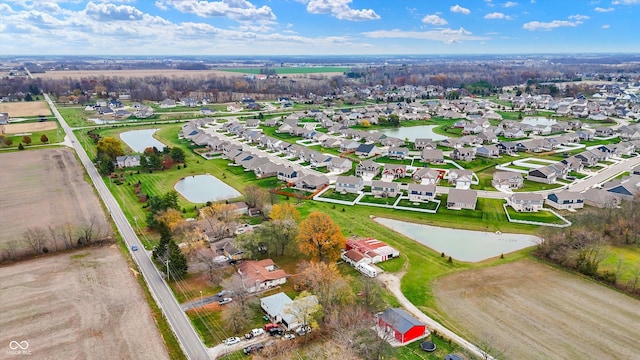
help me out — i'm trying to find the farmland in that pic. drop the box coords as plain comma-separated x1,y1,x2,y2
0,148,108,255
0,247,170,360
433,260,640,360
0,101,51,117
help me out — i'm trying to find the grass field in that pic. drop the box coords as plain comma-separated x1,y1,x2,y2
505,206,566,224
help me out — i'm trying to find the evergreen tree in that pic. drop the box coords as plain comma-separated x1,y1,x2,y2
166,240,188,280
152,222,172,260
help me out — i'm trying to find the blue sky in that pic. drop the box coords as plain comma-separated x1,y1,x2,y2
0,0,638,56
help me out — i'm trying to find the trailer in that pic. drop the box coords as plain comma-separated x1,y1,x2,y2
356,263,378,278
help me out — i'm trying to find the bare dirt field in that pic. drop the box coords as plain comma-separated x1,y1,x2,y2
34,69,342,80
2,121,58,134
0,246,170,360
0,101,52,117
433,259,640,360
0,148,107,253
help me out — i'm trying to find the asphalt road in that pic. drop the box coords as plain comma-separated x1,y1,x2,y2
44,94,211,360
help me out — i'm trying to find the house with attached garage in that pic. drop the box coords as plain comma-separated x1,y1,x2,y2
355,160,381,178
508,193,545,212
335,175,364,194
115,155,141,168
414,138,437,150
446,189,477,210
371,180,400,198
261,292,319,331
546,190,584,210
527,166,557,184
451,147,476,161
355,143,378,157
294,174,329,191
382,164,407,180
387,147,409,160
476,144,500,158
420,149,445,164
407,183,437,202
412,168,442,185
447,169,475,189
328,157,353,173
237,259,287,294
492,171,523,190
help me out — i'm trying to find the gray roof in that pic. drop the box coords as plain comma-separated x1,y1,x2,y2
447,189,477,205
336,175,362,185
379,308,423,334
261,292,293,318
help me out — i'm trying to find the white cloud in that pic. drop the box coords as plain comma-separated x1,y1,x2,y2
0,4,14,13
422,14,447,26
155,0,276,22
522,20,578,31
363,27,487,44
304,0,380,21
612,0,640,4
503,1,518,7
568,14,590,21
485,0,495,7
594,7,614,11
450,4,471,14
484,12,511,19
602,24,610,28
85,2,144,21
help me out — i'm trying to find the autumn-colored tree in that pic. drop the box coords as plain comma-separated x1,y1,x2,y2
22,135,32,146
97,136,124,161
269,203,300,223
296,212,345,262
243,184,268,210
296,261,354,316
161,154,174,169
40,134,49,143
199,203,238,242
154,208,185,233
361,119,371,127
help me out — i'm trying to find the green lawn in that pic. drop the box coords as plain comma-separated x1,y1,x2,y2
318,188,359,202
600,245,640,284
506,206,566,224
396,199,439,210
514,180,563,192
57,106,92,127
376,156,414,165
359,194,397,205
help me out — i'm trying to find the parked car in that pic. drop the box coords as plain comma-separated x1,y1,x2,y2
283,333,296,340
217,290,232,297
131,245,138,251
295,325,311,336
218,297,233,305
243,343,264,355
251,328,265,336
224,337,240,346
264,323,279,331
244,333,253,340
269,328,284,336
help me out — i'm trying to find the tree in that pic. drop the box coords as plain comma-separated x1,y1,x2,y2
296,212,345,262
153,222,172,260
97,154,115,175
243,184,268,210
22,136,32,146
96,136,124,161
221,302,250,334
194,248,223,283
161,154,174,169
18,143,24,150
269,203,300,222
263,219,298,256
169,147,186,163
22,227,48,254
388,114,400,127
220,273,253,316
361,119,371,127
40,134,49,143
199,203,238,242
154,208,185,233
166,239,188,280
296,261,353,316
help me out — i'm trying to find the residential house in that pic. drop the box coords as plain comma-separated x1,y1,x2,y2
582,188,620,208
218,240,244,260
576,130,594,141
159,99,176,108
412,168,442,185
439,138,463,149
377,308,427,344
414,138,436,150
407,183,437,202
509,193,545,212
477,131,498,144
237,259,287,293
328,157,353,173
0,112,9,124
492,171,524,190
355,160,381,178
115,155,141,168
355,143,378,157
527,166,557,184
387,147,409,160
451,148,476,161
253,161,279,178
295,174,329,191
371,180,400,198
382,164,407,180
420,149,445,164
446,189,478,210
497,141,518,155
340,140,361,153
594,127,615,137
261,292,319,330
546,190,584,210
447,169,475,189
335,176,364,194
476,145,500,158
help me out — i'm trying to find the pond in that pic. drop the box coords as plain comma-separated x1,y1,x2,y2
120,128,166,153
521,117,557,126
373,217,542,262
174,174,241,203
373,125,448,142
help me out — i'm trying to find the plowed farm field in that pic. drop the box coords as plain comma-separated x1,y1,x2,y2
0,101,51,117
433,260,640,360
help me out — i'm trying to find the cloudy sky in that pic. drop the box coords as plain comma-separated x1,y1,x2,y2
0,0,638,56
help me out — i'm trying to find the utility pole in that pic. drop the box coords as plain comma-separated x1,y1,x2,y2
166,258,170,281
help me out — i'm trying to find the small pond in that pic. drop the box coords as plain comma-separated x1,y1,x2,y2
373,125,447,142
521,117,557,126
174,174,241,203
373,217,542,262
120,128,166,153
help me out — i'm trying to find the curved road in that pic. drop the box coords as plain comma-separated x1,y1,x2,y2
44,94,211,360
